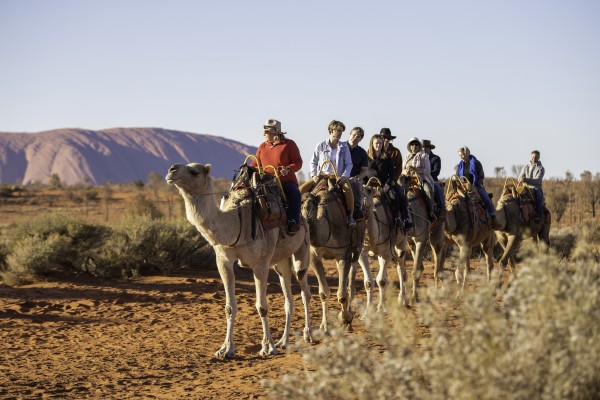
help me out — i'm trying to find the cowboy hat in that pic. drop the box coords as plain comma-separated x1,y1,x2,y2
263,119,286,134
422,139,435,149
379,128,396,140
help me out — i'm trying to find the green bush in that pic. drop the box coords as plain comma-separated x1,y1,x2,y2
266,251,600,399
0,212,213,283
98,217,212,277
126,193,163,220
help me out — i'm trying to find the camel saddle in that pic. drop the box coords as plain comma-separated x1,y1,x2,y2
500,186,548,224
229,164,291,234
309,176,349,222
447,187,488,232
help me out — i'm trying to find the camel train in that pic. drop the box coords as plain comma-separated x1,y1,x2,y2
166,158,551,357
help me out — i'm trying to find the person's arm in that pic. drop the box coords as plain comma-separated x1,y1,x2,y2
525,164,545,187
471,158,480,186
430,155,441,180
339,144,353,180
285,141,303,173
310,144,320,178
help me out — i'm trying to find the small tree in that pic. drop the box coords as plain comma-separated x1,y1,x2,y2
147,171,164,209
546,182,569,227
494,166,505,179
580,171,600,218
49,173,62,189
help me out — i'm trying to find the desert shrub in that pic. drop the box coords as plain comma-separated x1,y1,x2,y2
266,251,600,399
571,219,600,262
97,216,212,277
0,213,110,282
126,193,163,220
550,227,578,259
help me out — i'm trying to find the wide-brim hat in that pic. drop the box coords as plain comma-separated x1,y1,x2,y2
263,119,286,134
407,137,421,151
422,139,435,149
379,127,396,140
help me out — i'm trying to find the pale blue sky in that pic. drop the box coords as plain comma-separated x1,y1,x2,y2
1,0,599,179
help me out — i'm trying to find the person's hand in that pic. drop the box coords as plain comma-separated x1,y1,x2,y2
312,175,320,183
280,167,290,176
338,176,349,184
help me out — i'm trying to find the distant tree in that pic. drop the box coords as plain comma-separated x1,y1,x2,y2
580,171,600,218
546,182,570,227
49,173,62,189
133,179,145,190
127,193,163,220
297,170,307,185
147,171,164,208
511,164,525,178
101,184,113,222
494,166,505,179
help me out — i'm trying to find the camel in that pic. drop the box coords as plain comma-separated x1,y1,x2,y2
301,174,366,332
401,174,446,304
165,162,314,358
494,178,552,284
352,179,407,314
444,175,496,291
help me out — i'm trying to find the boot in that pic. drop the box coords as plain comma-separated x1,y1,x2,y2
287,219,300,235
347,214,356,228
354,208,365,221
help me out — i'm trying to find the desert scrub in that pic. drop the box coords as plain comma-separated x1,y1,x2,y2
98,216,212,277
0,213,110,283
266,251,600,400
0,212,212,283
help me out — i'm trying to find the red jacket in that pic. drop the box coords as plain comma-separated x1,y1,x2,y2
253,138,303,185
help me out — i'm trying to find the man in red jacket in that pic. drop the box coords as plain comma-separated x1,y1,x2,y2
255,119,303,234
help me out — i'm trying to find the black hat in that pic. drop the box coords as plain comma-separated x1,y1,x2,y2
379,128,396,140
422,139,435,149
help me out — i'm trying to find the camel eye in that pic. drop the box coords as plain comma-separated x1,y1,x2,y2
189,168,200,176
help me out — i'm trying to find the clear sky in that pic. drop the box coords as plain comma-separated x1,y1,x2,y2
1,0,599,179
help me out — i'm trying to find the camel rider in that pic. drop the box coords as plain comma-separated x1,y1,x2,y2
347,126,369,221
380,127,411,225
422,139,445,215
456,146,498,226
402,137,436,221
519,150,545,223
300,120,356,227
254,119,303,234
366,134,413,229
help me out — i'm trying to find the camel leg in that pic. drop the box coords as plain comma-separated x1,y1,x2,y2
498,235,518,288
336,257,354,327
350,249,373,319
273,260,294,350
310,254,330,333
376,254,391,313
215,258,237,359
430,240,444,290
483,241,495,285
253,264,278,356
411,241,426,304
292,249,315,344
395,246,408,308
456,244,471,295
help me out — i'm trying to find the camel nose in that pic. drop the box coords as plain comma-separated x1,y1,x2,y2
168,165,179,173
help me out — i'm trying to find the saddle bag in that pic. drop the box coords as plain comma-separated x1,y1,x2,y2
255,174,284,222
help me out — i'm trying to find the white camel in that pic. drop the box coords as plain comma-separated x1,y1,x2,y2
166,163,314,358
352,180,408,313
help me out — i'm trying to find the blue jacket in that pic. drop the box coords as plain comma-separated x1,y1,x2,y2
310,140,353,179
456,155,485,187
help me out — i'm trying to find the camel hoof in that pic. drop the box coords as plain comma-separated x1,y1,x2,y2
338,310,354,325
276,338,290,350
215,347,235,359
259,346,278,356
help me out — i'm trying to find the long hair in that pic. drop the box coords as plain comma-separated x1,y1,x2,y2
368,135,387,159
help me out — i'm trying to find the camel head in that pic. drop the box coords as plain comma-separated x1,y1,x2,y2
165,163,213,195
301,192,319,223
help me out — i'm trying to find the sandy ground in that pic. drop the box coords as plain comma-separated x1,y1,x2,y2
0,258,484,399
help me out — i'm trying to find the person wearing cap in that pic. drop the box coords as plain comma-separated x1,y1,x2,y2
422,139,445,215
379,128,403,182
366,134,413,229
347,127,369,221
254,119,303,234
518,150,545,223
300,120,356,227
456,146,497,225
403,137,436,221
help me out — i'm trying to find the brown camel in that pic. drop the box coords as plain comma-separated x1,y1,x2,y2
444,175,496,291
301,177,366,331
402,174,446,304
494,178,552,284
165,163,314,358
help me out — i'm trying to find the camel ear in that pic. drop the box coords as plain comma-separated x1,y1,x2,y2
204,164,212,174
